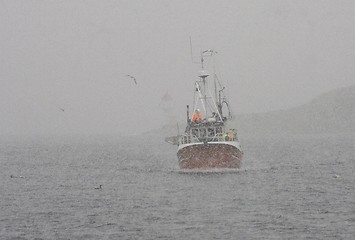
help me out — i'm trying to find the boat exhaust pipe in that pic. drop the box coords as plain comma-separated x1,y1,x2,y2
187,105,190,123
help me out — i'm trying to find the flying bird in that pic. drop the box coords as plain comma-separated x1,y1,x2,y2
126,74,137,85
59,107,65,112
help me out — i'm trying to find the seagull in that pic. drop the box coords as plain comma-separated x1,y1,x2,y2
126,74,137,85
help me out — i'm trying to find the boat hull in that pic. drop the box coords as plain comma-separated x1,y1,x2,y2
177,142,243,169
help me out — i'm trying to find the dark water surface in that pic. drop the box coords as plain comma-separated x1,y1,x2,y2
0,134,354,239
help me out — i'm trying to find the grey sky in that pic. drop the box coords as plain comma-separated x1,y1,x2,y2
1,0,354,135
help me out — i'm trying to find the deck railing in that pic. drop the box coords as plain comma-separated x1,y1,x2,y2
179,131,238,145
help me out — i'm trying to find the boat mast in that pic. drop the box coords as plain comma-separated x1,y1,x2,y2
200,53,208,116
189,40,224,120
196,49,224,121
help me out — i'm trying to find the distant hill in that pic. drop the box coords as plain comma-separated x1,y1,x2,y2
232,85,355,136
153,86,354,138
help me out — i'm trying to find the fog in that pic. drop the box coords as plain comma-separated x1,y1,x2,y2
1,0,354,136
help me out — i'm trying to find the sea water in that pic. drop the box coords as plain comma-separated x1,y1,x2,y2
0,134,354,239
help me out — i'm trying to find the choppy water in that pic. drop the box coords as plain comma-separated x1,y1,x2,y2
0,134,354,239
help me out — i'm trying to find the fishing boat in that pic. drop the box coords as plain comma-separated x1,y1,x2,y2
165,50,243,169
